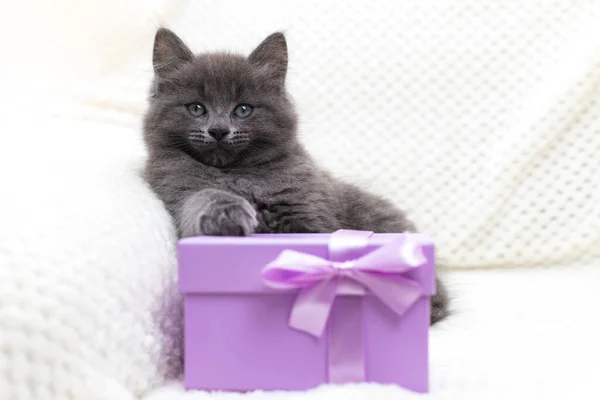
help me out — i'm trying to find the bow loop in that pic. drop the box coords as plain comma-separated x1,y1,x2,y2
261,250,335,290
352,235,427,273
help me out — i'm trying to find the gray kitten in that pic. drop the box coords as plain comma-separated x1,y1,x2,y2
143,28,449,324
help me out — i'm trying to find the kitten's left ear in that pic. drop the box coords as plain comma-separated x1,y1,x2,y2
153,28,194,77
248,32,288,89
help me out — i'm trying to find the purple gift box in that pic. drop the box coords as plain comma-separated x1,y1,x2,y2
178,230,435,392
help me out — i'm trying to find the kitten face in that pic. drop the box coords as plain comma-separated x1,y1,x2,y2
144,29,297,168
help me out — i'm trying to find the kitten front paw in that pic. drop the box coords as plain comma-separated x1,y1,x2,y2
199,199,258,236
180,191,258,237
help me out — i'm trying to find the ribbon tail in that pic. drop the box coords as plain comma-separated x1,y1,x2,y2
328,296,365,383
289,278,339,337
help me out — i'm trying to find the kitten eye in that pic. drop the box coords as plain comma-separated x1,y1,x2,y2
233,104,253,118
186,103,206,117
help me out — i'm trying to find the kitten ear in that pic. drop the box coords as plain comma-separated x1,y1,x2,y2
248,32,288,88
153,28,194,76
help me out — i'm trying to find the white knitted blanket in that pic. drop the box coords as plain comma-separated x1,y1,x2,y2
0,0,598,399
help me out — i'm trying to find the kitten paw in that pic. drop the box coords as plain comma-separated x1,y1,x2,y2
180,190,258,237
199,199,258,237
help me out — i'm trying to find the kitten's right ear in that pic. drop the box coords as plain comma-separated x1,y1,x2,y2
248,32,288,89
153,28,194,76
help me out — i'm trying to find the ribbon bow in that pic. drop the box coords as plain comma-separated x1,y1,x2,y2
261,230,428,383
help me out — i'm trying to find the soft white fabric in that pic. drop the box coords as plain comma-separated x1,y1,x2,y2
0,114,181,399
1,0,599,399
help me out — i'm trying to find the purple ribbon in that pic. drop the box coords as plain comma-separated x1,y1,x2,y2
261,230,427,383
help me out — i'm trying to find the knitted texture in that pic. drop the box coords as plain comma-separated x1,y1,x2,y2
0,115,183,399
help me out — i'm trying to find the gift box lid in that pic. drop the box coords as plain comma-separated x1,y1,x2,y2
178,233,436,296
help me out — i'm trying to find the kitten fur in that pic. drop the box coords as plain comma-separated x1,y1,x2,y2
143,28,449,324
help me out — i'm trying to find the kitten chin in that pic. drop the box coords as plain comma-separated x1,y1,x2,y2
196,148,239,168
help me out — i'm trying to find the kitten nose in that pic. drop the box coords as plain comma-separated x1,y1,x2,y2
208,127,229,141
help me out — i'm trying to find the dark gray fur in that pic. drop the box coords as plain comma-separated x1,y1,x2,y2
143,28,449,324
